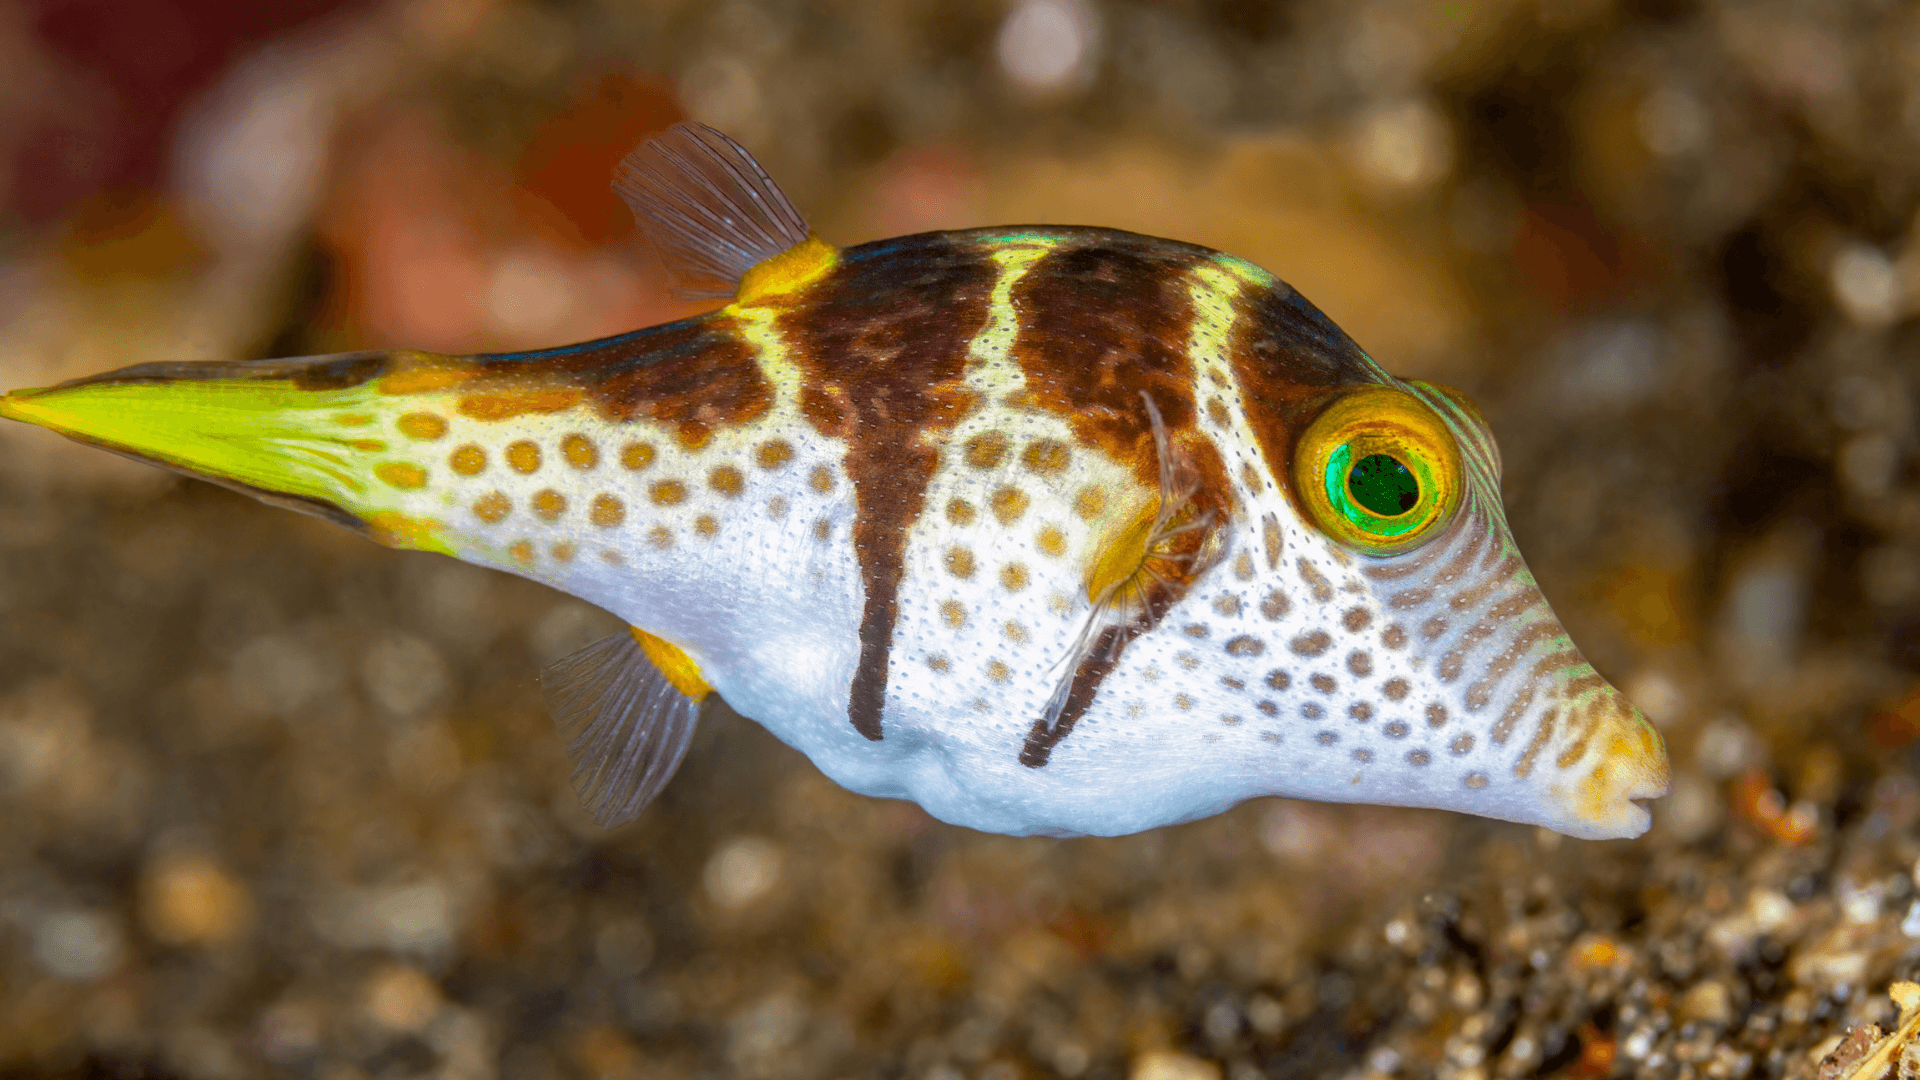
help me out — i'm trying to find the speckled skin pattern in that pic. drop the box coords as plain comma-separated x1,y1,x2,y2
30,226,1670,839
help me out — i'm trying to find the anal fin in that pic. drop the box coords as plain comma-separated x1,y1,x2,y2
539,629,706,828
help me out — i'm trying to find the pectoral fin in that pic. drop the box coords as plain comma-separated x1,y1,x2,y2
540,628,709,828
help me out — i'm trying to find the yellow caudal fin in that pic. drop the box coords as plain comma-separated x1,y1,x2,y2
612,122,837,305
0,350,466,552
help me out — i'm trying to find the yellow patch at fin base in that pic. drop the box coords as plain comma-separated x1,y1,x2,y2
630,627,713,699
734,234,838,306
612,122,817,301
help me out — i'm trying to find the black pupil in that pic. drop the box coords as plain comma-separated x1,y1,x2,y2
1348,453,1419,516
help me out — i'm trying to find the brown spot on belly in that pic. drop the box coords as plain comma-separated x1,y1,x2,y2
776,233,999,740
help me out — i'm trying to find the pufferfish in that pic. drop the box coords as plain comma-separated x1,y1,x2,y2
0,123,1669,839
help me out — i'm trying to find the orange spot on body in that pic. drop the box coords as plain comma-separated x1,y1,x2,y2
695,514,718,539
450,445,486,475
365,512,447,553
963,432,1008,470
380,356,476,395
990,486,1028,524
506,441,541,474
590,495,626,527
377,463,428,490
1037,525,1067,557
709,465,744,497
677,422,711,451
397,413,448,440
650,480,687,506
552,542,576,562
945,547,976,579
334,413,374,427
809,466,834,493
621,442,655,470
756,440,793,469
1021,439,1071,476
561,433,599,469
349,439,387,452
940,600,966,628
1074,486,1107,520
457,388,583,421
531,489,566,522
509,540,535,566
473,492,511,523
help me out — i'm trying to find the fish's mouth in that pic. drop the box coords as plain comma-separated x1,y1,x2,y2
1540,690,1671,839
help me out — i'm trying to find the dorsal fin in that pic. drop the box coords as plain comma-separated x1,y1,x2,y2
540,629,706,828
613,122,814,301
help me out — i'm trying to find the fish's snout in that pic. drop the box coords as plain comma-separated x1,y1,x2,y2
1542,685,1671,839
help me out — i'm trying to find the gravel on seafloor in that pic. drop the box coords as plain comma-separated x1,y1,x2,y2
7,0,1920,1077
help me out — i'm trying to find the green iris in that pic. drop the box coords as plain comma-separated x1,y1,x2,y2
1323,444,1427,539
1347,453,1418,517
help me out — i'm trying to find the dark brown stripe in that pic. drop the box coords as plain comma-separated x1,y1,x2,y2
1430,514,1490,586
1486,585,1547,621
1491,680,1538,745
47,350,394,392
1021,626,1125,767
1007,237,1209,489
1465,622,1563,709
1554,698,1612,769
473,318,771,426
1447,555,1524,613
1513,704,1557,777
1224,258,1378,489
772,232,1001,739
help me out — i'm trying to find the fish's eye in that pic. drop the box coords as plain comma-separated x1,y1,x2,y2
1347,453,1418,516
1293,386,1463,555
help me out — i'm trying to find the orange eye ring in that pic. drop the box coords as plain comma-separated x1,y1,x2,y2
1293,385,1463,556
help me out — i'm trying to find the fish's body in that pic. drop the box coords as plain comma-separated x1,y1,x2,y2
0,126,1669,839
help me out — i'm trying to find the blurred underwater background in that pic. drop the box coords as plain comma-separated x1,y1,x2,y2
5,0,1920,1077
